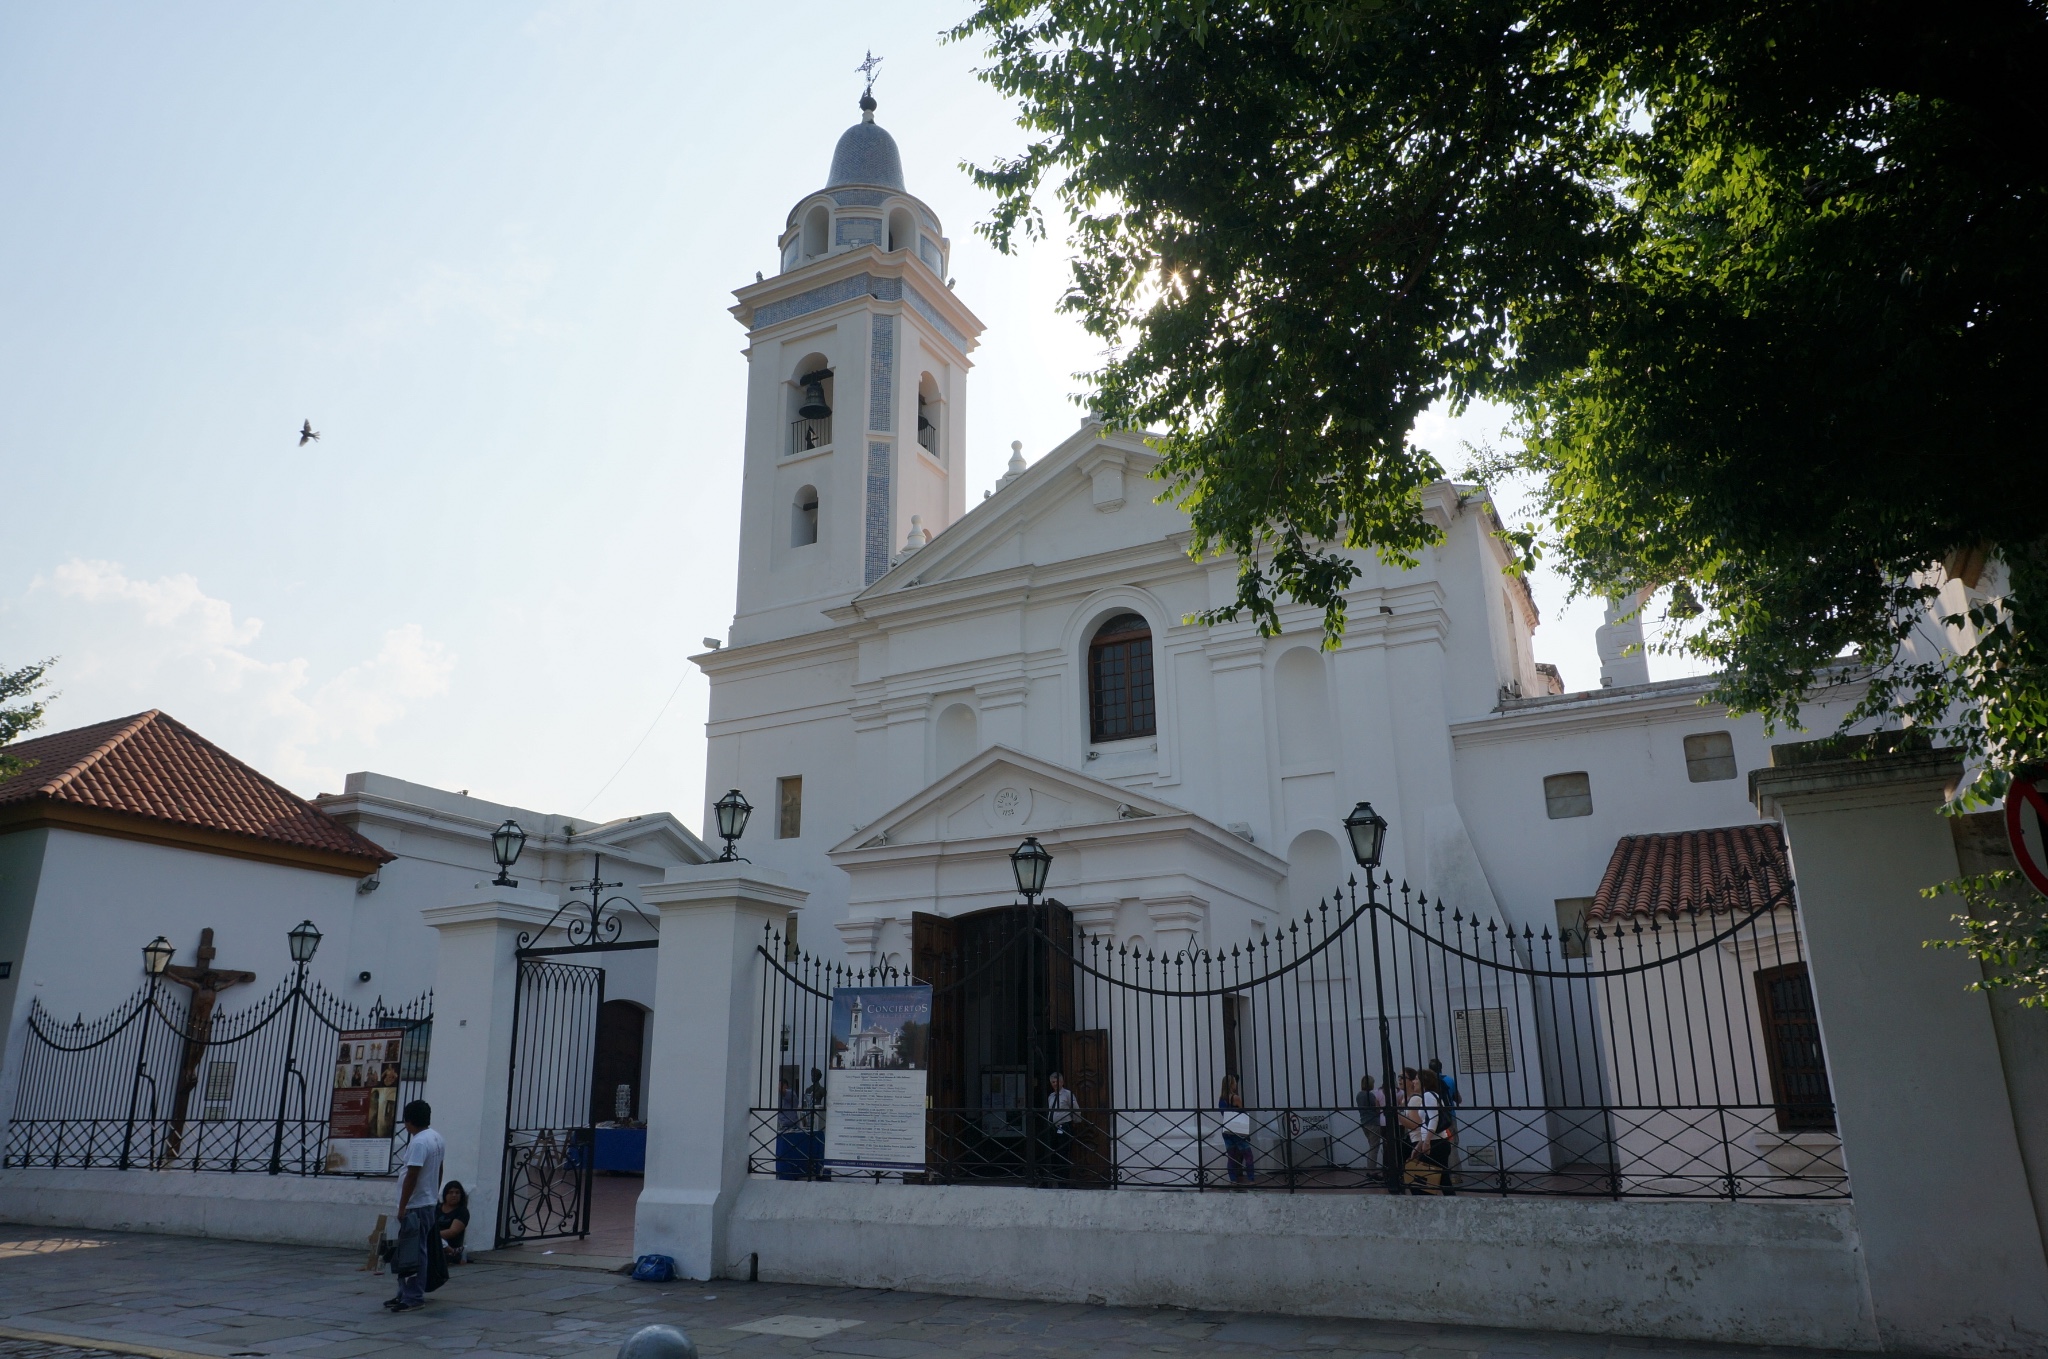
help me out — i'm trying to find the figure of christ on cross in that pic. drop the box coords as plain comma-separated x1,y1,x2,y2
157,928,256,1165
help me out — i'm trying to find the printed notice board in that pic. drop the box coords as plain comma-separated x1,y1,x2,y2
324,1027,403,1174
823,986,932,1173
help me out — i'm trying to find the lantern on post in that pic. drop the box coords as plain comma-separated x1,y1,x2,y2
1344,801,1389,870
142,935,175,977
714,789,753,862
491,819,527,887
1009,836,1053,905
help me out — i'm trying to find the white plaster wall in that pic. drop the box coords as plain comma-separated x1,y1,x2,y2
726,1179,1879,1350
9,829,362,1033
1449,684,1864,932
0,1166,393,1248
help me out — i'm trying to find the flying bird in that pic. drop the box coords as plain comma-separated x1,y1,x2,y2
298,421,320,446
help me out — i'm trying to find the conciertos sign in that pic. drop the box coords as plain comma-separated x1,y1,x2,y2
324,1027,404,1174
823,986,932,1173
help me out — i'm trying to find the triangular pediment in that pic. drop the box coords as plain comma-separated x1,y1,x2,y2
829,745,1195,854
574,811,714,866
857,424,1189,597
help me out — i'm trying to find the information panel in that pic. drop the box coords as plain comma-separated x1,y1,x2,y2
823,986,932,1173
323,1027,403,1175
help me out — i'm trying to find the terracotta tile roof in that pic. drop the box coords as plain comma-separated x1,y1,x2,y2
0,711,391,868
1589,823,1792,921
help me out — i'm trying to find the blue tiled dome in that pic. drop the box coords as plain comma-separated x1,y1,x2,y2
826,100,905,191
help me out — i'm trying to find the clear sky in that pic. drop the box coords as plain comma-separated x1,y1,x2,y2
0,2,1697,833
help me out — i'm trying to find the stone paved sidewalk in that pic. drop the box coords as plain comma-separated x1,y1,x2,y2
0,1229,1859,1359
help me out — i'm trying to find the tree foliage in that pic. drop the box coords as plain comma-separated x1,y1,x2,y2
953,0,2048,785
1927,870,2048,1008
0,658,54,780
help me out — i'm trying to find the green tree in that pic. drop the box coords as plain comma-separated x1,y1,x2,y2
955,0,2048,994
0,659,54,780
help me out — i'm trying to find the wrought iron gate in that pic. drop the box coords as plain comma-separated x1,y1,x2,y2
498,956,603,1247
495,855,660,1248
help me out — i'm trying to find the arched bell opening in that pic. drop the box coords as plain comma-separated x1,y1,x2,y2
791,484,820,548
788,352,833,454
887,206,917,253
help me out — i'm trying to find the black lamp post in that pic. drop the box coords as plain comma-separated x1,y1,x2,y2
1009,836,1052,905
1343,799,1400,1190
269,920,321,1174
120,936,177,1169
1008,835,1055,1185
1344,801,1389,870
714,789,752,862
492,819,527,887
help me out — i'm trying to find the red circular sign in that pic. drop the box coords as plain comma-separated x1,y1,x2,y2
2006,775,2048,898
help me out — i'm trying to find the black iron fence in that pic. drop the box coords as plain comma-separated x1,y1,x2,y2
5,977,431,1175
750,870,1845,1199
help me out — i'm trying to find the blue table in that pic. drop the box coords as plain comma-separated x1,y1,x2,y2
593,1126,646,1173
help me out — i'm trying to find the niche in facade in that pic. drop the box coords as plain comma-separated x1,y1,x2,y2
792,484,819,547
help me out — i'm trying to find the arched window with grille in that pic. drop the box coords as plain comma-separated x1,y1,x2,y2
1088,613,1156,743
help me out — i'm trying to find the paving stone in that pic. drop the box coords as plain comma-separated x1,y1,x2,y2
0,1229,1880,1359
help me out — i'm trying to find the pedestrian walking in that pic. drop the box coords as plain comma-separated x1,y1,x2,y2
386,1100,446,1311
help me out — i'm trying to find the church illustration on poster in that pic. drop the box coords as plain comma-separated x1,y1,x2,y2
829,988,928,1070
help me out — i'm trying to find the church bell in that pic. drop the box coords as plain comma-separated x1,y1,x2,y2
797,377,832,421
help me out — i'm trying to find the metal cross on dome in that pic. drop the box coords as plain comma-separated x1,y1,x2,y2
857,50,883,97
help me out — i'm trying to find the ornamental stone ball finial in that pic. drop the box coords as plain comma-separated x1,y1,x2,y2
618,1325,697,1359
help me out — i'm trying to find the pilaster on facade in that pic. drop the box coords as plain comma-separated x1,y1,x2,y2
1204,635,1269,674
834,916,884,971
1067,900,1123,940
1143,894,1209,954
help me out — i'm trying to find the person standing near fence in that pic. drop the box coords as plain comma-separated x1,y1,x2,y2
386,1100,446,1311
1218,1074,1255,1185
1045,1071,1077,1183
1355,1073,1385,1171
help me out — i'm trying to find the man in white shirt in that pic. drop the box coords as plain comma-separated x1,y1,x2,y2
387,1100,446,1311
1045,1072,1078,1183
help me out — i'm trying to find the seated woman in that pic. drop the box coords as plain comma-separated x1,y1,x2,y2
436,1181,471,1264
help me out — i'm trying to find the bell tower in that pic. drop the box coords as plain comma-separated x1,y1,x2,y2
725,89,985,647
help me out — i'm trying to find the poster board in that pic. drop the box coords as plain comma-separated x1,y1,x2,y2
324,1027,403,1174
823,986,932,1173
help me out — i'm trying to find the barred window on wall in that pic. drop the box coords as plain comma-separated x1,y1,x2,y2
1088,613,1156,743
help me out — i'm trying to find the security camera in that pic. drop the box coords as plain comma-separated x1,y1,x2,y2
358,971,373,984
703,637,724,650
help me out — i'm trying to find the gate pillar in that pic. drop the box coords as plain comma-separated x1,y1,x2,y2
1755,746,2048,1356
420,889,561,1252
636,864,805,1280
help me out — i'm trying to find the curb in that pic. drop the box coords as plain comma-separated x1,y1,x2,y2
0,1323,231,1359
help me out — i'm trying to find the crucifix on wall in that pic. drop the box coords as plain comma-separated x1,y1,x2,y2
157,928,256,1164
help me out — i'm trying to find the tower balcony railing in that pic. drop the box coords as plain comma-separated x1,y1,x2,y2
917,421,938,456
789,418,832,456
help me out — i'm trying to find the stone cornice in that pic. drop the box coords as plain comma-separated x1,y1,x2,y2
730,247,984,360
1750,748,1964,819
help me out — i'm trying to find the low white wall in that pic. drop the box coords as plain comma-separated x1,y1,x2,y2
0,1167,395,1248
728,1180,1880,1351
